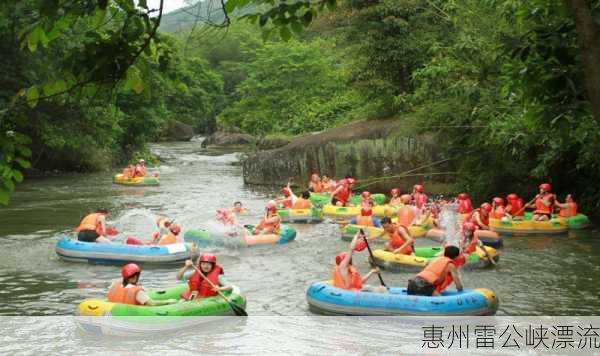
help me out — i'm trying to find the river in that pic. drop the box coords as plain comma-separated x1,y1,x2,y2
0,139,599,352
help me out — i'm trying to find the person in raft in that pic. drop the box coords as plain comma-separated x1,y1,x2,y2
359,191,374,208
460,222,496,266
230,201,248,214
292,190,312,209
397,194,420,227
216,208,237,226
278,183,297,209
554,194,578,217
133,159,147,177
333,232,387,293
389,188,402,206
505,193,524,219
526,183,556,221
411,184,428,209
380,217,414,255
75,208,113,243
308,173,324,193
107,263,177,306
330,176,356,206
321,175,335,193
350,207,382,227
122,164,136,178
456,193,473,214
176,253,232,300
254,200,281,235
490,197,508,219
469,203,492,230
151,223,183,245
407,245,465,296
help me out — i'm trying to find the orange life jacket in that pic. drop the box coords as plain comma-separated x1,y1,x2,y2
293,198,311,209
107,282,143,305
468,209,489,228
397,206,416,228
559,202,577,217
158,233,178,245
506,199,524,216
417,257,451,286
332,265,362,290
491,206,505,219
435,255,465,293
390,226,414,254
333,182,351,205
181,265,223,300
310,181,323,193
355,215,374,227
534,194,554,214
281,199,293,209
256,214,281,233
75,213,103,234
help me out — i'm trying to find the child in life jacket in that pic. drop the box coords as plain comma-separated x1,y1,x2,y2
504,193,524,219
292,191,312,209
308,173,323,193
107,263,177,306
350,207,382,227
332,232,386,293
122,164,136,178
359,191,373,208
491,197,507,219
527,183,556,221
469,203,492,230
456,193,473,214
406,245,464,296
254,200,281,235
331,176,356,206
75,208,113,243
381,217,414,255
389,188,402,206
411,184,428,209
554,194,578,217
177,253,232,300
460,222,496,266
134,159,147,178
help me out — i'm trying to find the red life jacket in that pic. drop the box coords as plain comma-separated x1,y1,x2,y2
107,282,143,305
468,209,489,228
491,206,505,219
559,202,577,217
506,199,524,216
390,225,414,254
435,255,465,293
333,180,351,205
397,206,416,228
182,265,224,300
534,193,555,215
413,193,428,209
332,265,362,290
417,257,451,286
458,199,473,214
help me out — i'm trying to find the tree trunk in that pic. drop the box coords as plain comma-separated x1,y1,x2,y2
566,0,600,126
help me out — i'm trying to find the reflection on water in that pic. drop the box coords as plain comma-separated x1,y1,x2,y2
0,138,598,323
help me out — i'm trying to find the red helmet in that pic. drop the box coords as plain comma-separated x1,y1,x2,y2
361,191,371,199
462,222,477,232
414,184,424,193
492,197,504,206
281,187,291,197
539,183,552,192
457,193,468,200
360,207,373,216
266,200,277,212
169,224,181,235
121,263,141,278
391,188,400,196
335,252,348,265
507,193,518,201
199,253,216,264
480,203,492,212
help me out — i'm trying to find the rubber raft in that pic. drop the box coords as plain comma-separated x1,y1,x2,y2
184,225,296,247
521,212,590,230
310,193,387,207
113,174,160,186
76,284,246,336
306,282,498,316
278,208,323,224
323,204,400,219
55,237,193,265
372,246,498,272
490,216,568,236
341,224,429,240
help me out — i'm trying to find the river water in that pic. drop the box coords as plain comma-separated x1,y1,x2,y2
0,139,599,352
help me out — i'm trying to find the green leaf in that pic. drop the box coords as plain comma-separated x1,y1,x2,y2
25,86,39,107
290,21,303,35
15,158,31,169
12,170,24,183
259,14,269,27
0,190,10,205
26,29,39,52
94,9,107,27
133,81,145,94
224,0,238,14
37,27,50,48
279,26,292,41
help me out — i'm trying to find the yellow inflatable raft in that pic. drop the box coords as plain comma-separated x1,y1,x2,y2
113,174,160,186
490,217,568,236
372,246,498,272
340,223,429,241
323,204,399,219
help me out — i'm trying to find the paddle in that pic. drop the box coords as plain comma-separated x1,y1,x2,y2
359,229,387,289
513,195,538,217
191,265,248,316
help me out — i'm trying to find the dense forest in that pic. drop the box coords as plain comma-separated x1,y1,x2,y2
1,0,599,214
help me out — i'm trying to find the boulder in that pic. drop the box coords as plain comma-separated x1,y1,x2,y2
164,121,194,141
201,131,254,148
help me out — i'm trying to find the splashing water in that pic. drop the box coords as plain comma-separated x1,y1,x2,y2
438,202,460,245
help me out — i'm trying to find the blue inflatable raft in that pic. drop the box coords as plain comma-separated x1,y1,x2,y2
306,282,498,316
55,236,194,265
